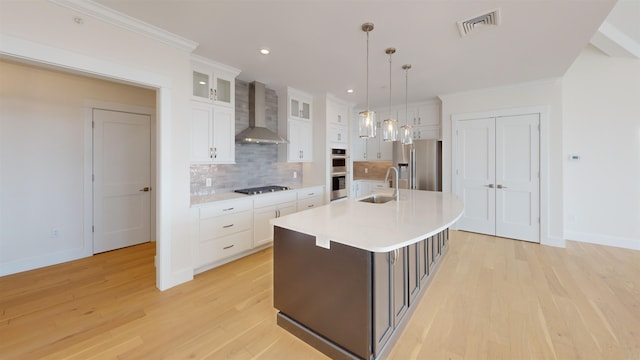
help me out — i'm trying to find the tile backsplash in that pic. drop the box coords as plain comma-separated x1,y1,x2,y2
190,80,302,198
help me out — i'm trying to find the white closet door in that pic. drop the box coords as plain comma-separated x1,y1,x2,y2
456,118,496,235
455,114,540,243
495,114,540,242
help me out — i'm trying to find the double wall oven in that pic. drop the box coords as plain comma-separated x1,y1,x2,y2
330,148,348,201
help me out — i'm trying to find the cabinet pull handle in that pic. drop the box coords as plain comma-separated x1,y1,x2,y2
308,193,314,196
223,224,234,228
485,184,494,188
497,184,508,189
223,244,234,250
222,207,234,211
139,187,151,192
209,88,214,100
308,204,314,208
213,147,217,159
209,147,213,158
213,88,217,101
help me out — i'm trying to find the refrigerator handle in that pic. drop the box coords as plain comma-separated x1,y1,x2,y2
410,146,417,189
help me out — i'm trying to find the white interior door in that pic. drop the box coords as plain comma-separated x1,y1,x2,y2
456,114,540,243
93,109,151,253
456,118,496,235
495,114,540,242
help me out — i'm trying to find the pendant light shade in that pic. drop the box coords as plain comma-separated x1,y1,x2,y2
358,23,376,139
382,48,398,142
400,64,413,145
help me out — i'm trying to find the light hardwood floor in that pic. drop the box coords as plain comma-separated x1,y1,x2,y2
1,231,638,359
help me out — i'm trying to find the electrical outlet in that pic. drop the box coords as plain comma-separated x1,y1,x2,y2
205,178,212,187
293,171,297,179
365,168,368,174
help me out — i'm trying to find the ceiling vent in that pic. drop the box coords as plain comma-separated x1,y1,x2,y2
457,9,500,37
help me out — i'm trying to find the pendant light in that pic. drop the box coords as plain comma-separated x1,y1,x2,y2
400,64,413,145
358,23,376,139
382,48,398,142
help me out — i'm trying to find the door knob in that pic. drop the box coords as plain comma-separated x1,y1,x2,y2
139,187,151,192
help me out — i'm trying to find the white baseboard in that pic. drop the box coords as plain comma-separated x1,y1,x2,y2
541,235,565,248
158,267,193,291
565,231,640,251
0,248,91,277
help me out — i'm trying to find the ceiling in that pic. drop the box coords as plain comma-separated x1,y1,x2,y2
93,0,629,108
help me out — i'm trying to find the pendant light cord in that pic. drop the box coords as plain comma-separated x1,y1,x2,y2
405,67,408,126
366,30,370,114
388,53,392,118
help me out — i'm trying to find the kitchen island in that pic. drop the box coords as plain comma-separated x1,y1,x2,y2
272,189,464,360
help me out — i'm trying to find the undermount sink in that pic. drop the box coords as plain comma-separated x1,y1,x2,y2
359,194,396,204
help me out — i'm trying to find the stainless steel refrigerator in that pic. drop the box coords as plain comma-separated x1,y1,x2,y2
392,139,442,191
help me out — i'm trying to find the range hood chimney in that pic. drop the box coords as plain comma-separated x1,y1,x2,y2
235,81,288,144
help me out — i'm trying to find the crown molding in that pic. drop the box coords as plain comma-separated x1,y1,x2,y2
49,0,199,53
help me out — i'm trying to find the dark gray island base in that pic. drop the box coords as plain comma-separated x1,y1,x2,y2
273,226,450,360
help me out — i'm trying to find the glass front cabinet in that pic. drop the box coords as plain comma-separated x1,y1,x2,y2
191,55,239,108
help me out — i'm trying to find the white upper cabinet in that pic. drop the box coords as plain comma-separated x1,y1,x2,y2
410,101,441,140
278,87,314,162
327,96,349,147
191,55,240,108
190,56,240,164
289,92,312,120
190,103,235,164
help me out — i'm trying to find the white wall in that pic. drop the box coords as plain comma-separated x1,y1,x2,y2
439,79,564,247
0,60,156,273
563,45,640,249
0,0,195,289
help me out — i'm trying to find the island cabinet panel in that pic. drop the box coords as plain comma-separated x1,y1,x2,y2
274,226,452,360
408,243,421,305
392,248,409,327
373,252,393,356
273,227,372,360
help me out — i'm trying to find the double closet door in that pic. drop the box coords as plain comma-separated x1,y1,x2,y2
455,113,540,243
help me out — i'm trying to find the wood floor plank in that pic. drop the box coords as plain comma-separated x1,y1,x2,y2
1,232,639,359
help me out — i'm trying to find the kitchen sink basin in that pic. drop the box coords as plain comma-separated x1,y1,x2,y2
359,194,396,204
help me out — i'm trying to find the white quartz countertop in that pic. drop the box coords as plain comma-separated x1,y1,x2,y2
271,189,464,252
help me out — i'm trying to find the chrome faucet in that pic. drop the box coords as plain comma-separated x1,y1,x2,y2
384,166,399,200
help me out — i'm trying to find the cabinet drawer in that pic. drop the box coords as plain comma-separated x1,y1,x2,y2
297,186,324,200
200,211,252,240
254,191,297,208
198,230,252,267
297,197,323,212
199,198,253,218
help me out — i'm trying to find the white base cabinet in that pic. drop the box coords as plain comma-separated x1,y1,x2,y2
253,191,297,247
194,198,253,269
296,186,324,211
193,187,324,273
352,180,386,198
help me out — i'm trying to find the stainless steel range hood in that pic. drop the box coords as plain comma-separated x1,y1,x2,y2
236,81,288,144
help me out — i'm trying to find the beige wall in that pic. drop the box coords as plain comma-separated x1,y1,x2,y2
0,59,155,271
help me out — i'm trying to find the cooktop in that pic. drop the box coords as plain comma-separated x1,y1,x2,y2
235,185,290,195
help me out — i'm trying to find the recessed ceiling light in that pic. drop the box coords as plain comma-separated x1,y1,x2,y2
346,89,354,94
259,48,270,55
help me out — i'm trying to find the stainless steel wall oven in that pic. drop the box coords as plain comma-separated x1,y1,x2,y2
330,148,348,201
